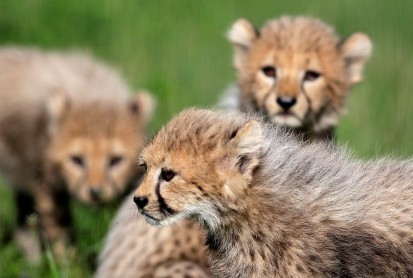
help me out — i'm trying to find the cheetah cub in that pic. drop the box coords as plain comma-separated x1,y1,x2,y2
135,108,413,277
223,16,372,141
0,47,154,261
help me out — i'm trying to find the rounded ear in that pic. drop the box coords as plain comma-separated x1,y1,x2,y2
227,18,259,69
129,91,156,125
220,120,263,198
232,120,263,158
47,88,69,135
229,120,263,176
339,32,372,85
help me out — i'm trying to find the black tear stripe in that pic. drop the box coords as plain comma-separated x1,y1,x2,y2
300,81,313,121
155,180,175,215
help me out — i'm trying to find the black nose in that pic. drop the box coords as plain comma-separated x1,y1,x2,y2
276,96,296,110
90,187,102,201
133,196,148,209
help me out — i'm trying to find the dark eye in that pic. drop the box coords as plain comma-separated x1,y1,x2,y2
139,162,147,172
304,70,321,81
160,168,176,182
109,156,123,167
70,155,84,167
262,66,277,78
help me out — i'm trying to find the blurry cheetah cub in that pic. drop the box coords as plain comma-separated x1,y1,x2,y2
224,16,372,141
0,47,154,261
135,108,413,277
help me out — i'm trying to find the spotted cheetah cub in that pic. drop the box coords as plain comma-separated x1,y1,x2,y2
134,108,413,277
0,47,154,261
223,16,372,141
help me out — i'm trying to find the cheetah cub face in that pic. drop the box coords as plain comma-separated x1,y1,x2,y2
134,109,262,228
47,92,154,205
229,16,372,132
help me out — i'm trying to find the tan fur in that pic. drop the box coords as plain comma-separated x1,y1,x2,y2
96,193,210,278
225,16,372,141
135,108,413,277
0,47,154,260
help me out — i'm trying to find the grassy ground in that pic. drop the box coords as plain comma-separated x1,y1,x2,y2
0,0,413,277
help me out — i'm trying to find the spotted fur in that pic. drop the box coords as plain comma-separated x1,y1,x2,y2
0,47,154,261
222,16,372,141
135,108,413,277
96,193,210,278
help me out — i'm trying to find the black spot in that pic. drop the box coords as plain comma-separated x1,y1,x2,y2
296,265,304,273
252,231,264,243
308,254,322,263
249,249,256,262
190,246,198,255
195,127,202,135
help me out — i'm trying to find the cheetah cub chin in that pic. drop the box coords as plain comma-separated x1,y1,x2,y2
135,108,413,277
223,16,372,141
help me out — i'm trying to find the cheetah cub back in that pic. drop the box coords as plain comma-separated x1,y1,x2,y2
135,108,413,277
224,16,372,141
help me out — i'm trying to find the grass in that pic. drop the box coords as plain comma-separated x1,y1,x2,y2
0,0,413,277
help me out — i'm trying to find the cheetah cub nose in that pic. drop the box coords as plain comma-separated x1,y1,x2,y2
133,195,148,209
276,96,296,110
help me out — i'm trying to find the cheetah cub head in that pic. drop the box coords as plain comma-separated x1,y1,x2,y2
134,109,263,229
47,91,154,205
229,16,372,134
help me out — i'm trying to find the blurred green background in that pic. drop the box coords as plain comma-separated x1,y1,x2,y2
0,0,412,277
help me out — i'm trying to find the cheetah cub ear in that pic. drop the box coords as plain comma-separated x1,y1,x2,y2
339,33,372,85
47,88,70,135
129,91,156,125
227,18,258,70
222,120,263,197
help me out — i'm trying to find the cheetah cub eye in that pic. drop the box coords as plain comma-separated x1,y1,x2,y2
109,155,123,168
70,155,85,168
160,168,176,182
303,70,321,82
262,66,277,78
139,162,147,173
